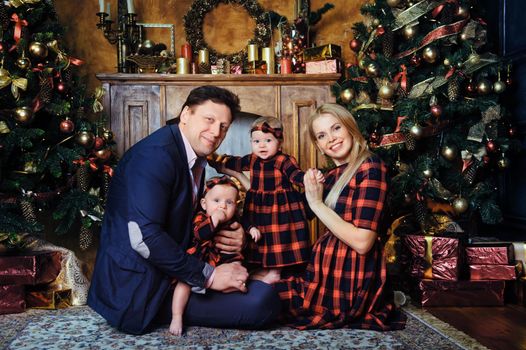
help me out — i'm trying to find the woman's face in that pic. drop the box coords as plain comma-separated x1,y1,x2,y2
312,113,353,165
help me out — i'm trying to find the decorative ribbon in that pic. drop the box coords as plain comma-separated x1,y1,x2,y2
92,87,105,113
424,236,434,279
393,64,408,92
0,121,10,134
357,27,378,63
250,122,283,140
47,40,85,70
10,14,28,50
73,158,98,172
9,0,41,7
102,165,114,177
431,0,458,18
204,175,238,195
395,18,469,59
372,116,408,148
0,70,28,100
352,103,394,113
392,0,442,31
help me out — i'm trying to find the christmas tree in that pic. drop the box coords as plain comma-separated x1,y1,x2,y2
0,0,116,250
335,0,521,235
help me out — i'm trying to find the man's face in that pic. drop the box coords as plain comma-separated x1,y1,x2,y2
179,100,232,157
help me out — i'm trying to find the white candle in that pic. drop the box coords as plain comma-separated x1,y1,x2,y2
99,0,104,13
127,0,135,14
106,3,110,17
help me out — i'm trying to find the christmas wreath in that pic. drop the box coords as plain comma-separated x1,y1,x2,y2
183,0,271,64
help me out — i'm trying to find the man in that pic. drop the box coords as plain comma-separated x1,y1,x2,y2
88,86,280,334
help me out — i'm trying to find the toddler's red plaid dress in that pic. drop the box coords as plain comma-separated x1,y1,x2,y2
275,156,406,330
223,152,310,268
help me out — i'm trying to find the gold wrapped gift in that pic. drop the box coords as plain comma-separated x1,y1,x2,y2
26,289,72,309
303,44,342,62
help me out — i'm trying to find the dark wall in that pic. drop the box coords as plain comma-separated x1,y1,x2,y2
479,0,526,235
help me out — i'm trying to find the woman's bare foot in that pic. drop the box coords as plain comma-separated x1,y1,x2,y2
250,268,281,284
169,315,183,336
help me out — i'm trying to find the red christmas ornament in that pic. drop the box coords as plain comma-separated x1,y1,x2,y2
466,81,475,93
94,136,105,150
56,80,66,93
349,39,362,52
59,119,75,133
486,139,497,153
430,105,442,118
410,54,421,66
482,155,491,165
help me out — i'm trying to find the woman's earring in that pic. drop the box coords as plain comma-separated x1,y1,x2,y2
319,149,324,155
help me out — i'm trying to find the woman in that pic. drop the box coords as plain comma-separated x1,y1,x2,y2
275,103,406,330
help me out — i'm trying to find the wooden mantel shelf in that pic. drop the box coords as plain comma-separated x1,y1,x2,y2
96,73,340,86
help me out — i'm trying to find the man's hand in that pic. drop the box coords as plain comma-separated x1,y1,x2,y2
214,221,245,253
209,262,248,293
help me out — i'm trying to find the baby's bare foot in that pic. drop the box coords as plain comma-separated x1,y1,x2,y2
250,268,281,284
169,315,183,336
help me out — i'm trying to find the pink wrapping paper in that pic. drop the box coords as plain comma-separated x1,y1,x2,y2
469,264,517,280
0,251,61,285
305,59,341,74
0,284,25,314
403,235,459,281
418,279,505,307
465,244,513,265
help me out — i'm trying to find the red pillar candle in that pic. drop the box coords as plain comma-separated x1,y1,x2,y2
280,57,292,74
181,43,192,61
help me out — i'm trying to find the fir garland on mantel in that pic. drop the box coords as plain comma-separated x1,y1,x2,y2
183,0,271,64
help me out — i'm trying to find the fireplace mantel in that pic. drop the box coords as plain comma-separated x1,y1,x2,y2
97,73,339,172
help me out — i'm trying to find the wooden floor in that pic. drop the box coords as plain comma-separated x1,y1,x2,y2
427,304,526,350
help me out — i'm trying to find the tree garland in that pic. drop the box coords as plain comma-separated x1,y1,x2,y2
183,0,271,64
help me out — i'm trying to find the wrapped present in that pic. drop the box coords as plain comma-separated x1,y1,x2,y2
417,279,505,307
305,59,342,74
303,44,341,62
465,243,514,265
506,277,526,305
26,288,72,309
0,251,61,285
469,264,517,280
403,235,459,281
0,284,25,315
511,242,526,276
230,64,242,74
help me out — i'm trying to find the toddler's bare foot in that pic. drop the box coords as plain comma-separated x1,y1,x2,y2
169,315,183,336
250,268,281,284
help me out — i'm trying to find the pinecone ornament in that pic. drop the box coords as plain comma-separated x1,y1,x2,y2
198,62,211,74
414,199,428,230
79,225,93,251
62,67,72,83
382,29,394,58
102,172,111,206
463,162,479,184
20,199,38,224
39,76,53,104
0,2,8,31
405,133,416,151
447,76,460,102
76,165,90,192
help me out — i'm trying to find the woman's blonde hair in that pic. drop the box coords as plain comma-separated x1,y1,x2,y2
307,103,371,209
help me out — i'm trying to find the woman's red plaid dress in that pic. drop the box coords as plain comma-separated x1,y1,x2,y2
223,152,310,268
275,156,406,330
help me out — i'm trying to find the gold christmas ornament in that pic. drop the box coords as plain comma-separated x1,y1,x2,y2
372,18,380,27
0,68,9,78
386,0,402,7
23,161,38,173
422,46,439,63
358,59,367,70
16,54,31,70
356,90,371,104
441,145,457,161
468,53,480,64
497,155,510,169
102,129,114,142
409,124,423,139
456,4,470,19
14,106,34,124
75,131,95,149
403,24,419,40
340,88,355,104
452,197,469,214
477,79,492,95
28,41,48,59
95,148,112,161
365,62,379,77
493,80,506,94
378,83,395,99
443,58,451,66
422,168,433,178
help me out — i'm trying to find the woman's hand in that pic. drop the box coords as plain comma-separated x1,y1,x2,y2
304,168,324,207
214,221,245,253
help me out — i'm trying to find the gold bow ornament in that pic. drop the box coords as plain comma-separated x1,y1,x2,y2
0,67,27,100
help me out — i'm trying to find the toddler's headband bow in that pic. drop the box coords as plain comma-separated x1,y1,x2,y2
250,122,283,140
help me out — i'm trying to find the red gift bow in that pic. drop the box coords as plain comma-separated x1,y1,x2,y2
394,64,408,92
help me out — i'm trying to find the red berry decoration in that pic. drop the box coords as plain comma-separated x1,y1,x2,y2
349,39,362,52
56,80,66,93
486,139,497,153
410,54,421,66
430,105,442,118
94,136,105,150
59,118,75,133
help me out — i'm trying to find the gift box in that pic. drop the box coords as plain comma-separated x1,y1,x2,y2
469,264,517,280
465,243,514,265
416,279,505,307
511,242,526,276
305,59,342,74
0,284,25,315
403,235,459,281
303,44,341,62
26,288,72,309
506,277,526,305
0,251,61,285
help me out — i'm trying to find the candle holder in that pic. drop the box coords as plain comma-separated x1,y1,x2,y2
96,12,141,72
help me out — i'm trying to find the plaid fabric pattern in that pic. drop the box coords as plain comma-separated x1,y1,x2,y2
186,211,243,267
275,156,406,330
224,152,310,267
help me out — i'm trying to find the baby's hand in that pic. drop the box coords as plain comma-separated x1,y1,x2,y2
249,227,261,242
211,210,228,226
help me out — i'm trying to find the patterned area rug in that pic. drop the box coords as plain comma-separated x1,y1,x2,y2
0,305,488,349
